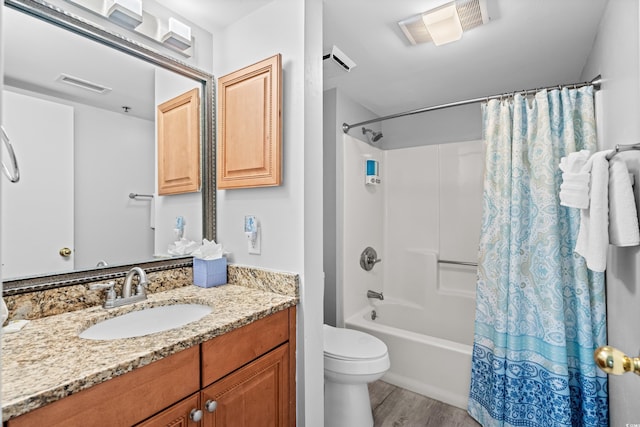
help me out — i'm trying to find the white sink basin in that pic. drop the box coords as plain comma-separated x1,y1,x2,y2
79,304,212,340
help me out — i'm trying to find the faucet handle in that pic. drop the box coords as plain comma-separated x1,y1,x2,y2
89,281,116,301
89,281,115,291
135,280,148,297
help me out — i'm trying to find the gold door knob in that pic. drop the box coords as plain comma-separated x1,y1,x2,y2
594,346,640,375
59,247,72,257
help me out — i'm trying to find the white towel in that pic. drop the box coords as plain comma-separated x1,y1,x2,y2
608,157,639,246
560,173,591,208
559,150,591,173
559,150,591,209
575,151,611,272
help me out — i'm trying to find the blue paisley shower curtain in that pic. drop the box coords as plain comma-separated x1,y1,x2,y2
467,86,608,427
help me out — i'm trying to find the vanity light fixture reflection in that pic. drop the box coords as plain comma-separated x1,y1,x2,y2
106,0,143,29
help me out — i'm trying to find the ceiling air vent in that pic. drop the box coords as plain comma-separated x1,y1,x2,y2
56,73,112,94
398,0,489,46
323,45,356,71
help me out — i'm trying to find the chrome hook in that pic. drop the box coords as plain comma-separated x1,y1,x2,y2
0,126,20,183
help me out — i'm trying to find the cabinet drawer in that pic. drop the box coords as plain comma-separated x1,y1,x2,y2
8,346,200,427
202,308,289,386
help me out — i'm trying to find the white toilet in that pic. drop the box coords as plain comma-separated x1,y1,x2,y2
323,324,390,427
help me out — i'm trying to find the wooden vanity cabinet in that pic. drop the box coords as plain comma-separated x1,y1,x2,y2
7,346,201,427
7,307,296,427
139,308,295,427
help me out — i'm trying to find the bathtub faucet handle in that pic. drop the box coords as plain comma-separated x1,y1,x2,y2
360,247,381,271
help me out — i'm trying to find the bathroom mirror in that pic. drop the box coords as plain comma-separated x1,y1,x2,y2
2,0,215,294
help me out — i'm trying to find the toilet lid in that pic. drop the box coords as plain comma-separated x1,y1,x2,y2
323,325,388,360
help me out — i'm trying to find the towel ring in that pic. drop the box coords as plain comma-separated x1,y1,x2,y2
0,126,19,183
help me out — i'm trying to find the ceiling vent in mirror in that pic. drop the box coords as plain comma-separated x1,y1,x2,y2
56,74,112,94
398,0,489,46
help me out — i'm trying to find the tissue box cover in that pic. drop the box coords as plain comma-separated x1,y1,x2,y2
193,257,227,288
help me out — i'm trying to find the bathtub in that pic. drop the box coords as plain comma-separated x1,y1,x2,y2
345,300,473,410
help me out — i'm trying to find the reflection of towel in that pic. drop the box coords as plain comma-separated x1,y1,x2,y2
575,151,611,272
150,196,156,230
559,150,591,208
608,157,639,246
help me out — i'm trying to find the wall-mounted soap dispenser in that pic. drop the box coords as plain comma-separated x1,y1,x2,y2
365,159,380,185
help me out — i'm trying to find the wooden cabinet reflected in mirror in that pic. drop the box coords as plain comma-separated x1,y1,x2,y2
158,88,201,196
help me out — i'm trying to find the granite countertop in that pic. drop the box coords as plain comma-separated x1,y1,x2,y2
2,284,297,421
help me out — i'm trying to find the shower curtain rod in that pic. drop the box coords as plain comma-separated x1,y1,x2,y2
342,75,602,133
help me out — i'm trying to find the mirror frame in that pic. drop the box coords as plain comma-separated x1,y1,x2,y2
2,0,216,295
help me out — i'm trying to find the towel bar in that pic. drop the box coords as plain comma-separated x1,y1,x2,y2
606,143,640,160
129,193,154,199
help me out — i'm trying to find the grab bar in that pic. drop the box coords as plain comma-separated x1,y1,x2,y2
129,193,154,199
1,126,20,183
438,259,478,267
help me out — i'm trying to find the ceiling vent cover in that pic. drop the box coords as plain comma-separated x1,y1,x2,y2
56,73,112,94
398,0,489,45
323,45,357,79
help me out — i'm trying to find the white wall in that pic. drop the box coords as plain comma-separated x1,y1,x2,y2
381,103,482,150
341,135,385,321
153,68,202,256
1,87,155,272
340,139,481,341
212,1,324,425
324,88,381,326
74,104,154,268
581,0,640,423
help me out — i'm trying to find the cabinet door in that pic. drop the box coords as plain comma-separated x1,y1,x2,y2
201,344,289,427
136,393,201,427
157,88,200,195
217,54,282,189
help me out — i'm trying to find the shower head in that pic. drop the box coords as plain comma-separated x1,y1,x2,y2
362,127,383,143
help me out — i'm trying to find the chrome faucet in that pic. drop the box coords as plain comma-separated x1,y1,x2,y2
367,290,384,300
123,267,148,299
90,266,148,309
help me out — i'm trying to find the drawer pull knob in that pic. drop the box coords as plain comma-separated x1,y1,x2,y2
205,400,218,412
190,408,203,422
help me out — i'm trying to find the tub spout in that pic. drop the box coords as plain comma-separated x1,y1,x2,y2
367,290,384,300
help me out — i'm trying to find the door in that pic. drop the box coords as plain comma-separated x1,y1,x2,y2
1,90,74,278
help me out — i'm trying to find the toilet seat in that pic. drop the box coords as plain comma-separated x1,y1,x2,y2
323,324,387,360
323,325,390,375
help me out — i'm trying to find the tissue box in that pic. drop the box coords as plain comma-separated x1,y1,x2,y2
193,257,227,288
